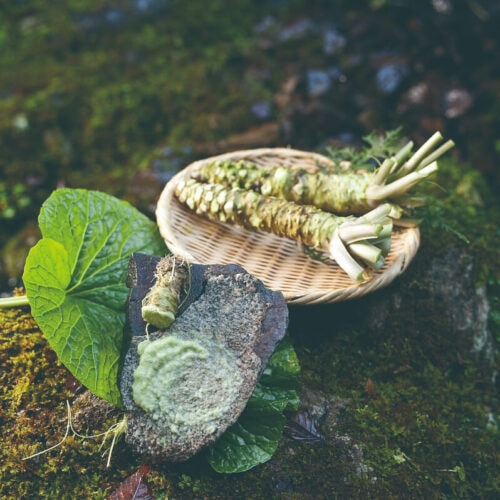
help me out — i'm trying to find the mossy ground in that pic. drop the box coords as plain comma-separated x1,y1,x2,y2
0,297,127,498
0,0,263,235
286,158,500,497
1,158,498,497
289,311,499,497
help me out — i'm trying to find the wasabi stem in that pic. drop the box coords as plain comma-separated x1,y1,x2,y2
174,178,394,281
0,294,30,308
192,132,454,215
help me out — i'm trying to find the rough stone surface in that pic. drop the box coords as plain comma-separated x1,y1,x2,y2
120,257,288,462
362,244,494,367
424,247,493,363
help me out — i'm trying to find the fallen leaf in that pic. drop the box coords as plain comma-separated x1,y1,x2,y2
109,465,152,500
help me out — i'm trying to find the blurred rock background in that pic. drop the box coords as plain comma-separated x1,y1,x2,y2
1,0,499,290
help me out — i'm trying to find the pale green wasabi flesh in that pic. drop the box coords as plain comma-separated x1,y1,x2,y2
132,334,244,434
141,306,175,330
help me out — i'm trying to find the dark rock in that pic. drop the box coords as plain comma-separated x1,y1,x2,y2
443,87,474,118
250,100,273,120
120,257,288,462
71,391,121,434
375,63,409,94
279,18,316,42
283,386,373,481
322,27,347,55
423,245,492,362
294,387,350,437
147,145,195,184
362,243,494,368
307,69,332,98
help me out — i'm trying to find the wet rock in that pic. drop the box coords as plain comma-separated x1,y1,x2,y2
149,145,195,182
364,244,494,367
294,387,350,437
375,63,409,94
443,87,474,118
279,18,316,42
431,0,453,14
104,9,126,25
250,100,273,120
403,81,431,106
424,246,492,362
284,386,373,481
307,69,332,97
120,257,288,462
132,0,170,15
322,27,347,55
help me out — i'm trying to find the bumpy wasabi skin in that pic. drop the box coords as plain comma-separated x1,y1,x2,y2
141,257,189,329
132,334,244,436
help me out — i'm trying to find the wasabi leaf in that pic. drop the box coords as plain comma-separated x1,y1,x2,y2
23,188,167,407
325,127,405,170
206,338,300,473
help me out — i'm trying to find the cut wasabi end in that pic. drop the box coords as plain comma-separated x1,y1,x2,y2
141,306,175,330
329,230,366,281
140,256,190,330
349,241,383,265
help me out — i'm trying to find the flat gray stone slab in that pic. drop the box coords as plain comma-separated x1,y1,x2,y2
120,254,288,462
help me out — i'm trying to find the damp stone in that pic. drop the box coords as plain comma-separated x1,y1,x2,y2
120,258,288,462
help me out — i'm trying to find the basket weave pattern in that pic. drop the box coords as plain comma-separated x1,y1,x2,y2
156,148,420,305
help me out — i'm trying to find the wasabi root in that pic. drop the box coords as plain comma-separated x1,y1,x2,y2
174,178,395,281
141,257,189,329
192,131,454,215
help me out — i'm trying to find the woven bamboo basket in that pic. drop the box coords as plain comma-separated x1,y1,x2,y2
156,147,420,305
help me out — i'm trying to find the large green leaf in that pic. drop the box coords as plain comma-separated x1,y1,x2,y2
23,188,167,406
206,338,301,473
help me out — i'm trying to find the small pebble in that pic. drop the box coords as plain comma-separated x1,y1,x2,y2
307,69,331,97
376,63,409,94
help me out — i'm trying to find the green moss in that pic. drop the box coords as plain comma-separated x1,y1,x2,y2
289,316,498,496
1,292,498,497
286,157,499,497
0,298,133,497
0,0,263,237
